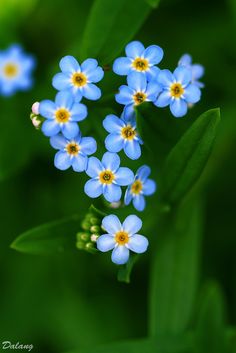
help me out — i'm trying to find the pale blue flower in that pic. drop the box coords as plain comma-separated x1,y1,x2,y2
178,54,204,88
84,152,134,202
97,214,148,265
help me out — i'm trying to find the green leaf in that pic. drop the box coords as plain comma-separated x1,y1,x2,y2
11,215,82,255
66,334,193,353
145,0,160,8
149,198,203,336
195,281,227,353
81,0,152,64
117,254,139,283
160,108,221,204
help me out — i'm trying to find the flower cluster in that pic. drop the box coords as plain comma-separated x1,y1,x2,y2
32,41,204,266
0,44,35,96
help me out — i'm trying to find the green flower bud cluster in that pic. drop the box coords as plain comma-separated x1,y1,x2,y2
76,212,103,254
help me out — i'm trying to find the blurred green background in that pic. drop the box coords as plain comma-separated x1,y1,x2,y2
0,0,236,352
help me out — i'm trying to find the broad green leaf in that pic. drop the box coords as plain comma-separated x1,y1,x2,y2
149,198,203,336
160,108,221,204
194,282,227,353
11,215,82,255
66,334,193,353
80,0,152,63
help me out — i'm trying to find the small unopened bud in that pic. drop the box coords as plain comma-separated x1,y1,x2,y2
91,234,99,242
31,116,41,129
90,217,99,225
109,201,122,209
77,232,90,242
32,101,40,115
76,241,85,250
90,225,100,233
85,242,97,253
81,220,91,231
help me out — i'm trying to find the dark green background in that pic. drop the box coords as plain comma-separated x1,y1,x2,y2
0,0,235,352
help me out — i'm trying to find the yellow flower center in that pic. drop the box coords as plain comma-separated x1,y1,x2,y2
132,57,149,72
55,108,70,123
121,125,136,140
3,63,19,78
133,92,147,105
71,72,87,87
131,180,143,195
115,231,129,245
170,83,184,98
66,142,80,156
99,170,115,185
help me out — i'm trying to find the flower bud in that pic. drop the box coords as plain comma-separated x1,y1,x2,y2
32,101,40,115
90,225,100,233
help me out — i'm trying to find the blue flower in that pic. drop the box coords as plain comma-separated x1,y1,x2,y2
52,56,104,102
113,41,163,81
154,67,201,118
39,91,87,138
0,44,35,96
124,165,156,211
115,71,161,118
84,152,134,203
97,214,148,265
178,54,204,88
50,132,97,172
103,113,143,160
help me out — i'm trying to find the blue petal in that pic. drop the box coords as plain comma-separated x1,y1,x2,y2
170,99,188,118
59,55,80,73
105,133,124,153
112,245,130,265
124,187,132,205
102,152,120,172
103,184,122,202
103,114,124,133
84,179,103,198
184,84,201,104
54,151,71,170
127,71,147,91
146,81,162,101
55,91,74,109
122,111,136,126
157,69,174,87
143,179,156,195
133,194,146,211
82,83,101,100
124,140,141,160
125,41,145,59
86,157,103,178
154,90,171,107
143,45,163,65
146,66,161,81
70,103,87,121
137,165,151,182
127,234,148,253
122,215,142,235
173,66,191,86
102,215,122,234
87,66,104,83
80,137,97,155
61,122,79,139
81,58,97,72
42,120,60,137
123,104,135,119
192,64,204,80
39,100,56,119
178,54,192,66
71,88,83,102
97,234,116,252
115,85,133,105
52,73,70,91
113,57,132,75
50,134,67,150
115,167,134,186
72,154,88,172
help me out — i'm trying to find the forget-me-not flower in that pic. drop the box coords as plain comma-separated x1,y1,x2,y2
97,214,149,265
52,56,104,102
103,113,143,160
0,44,35,96
116,71,161,118
113,41,163,81
178,54,204,88
125,165,156,211
84,152,134,202
50,132,97,172
39,91,87,138
154,66,201,118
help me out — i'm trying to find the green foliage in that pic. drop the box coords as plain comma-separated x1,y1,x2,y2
145,0,160,8
117,254,139,283
81,0,152,63
149,198,203,336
